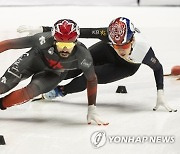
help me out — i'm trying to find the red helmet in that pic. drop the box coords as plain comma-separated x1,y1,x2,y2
52,19,80,42
108,17,136,45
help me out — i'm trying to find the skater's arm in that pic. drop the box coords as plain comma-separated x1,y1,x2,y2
86,74,97,106
17,25,110,41
0,36,35,53
142,47,177,112
77,44,98,106
43,27,109,41
142,47,163,90
42,26,52,32
82,65,97,106
80,28,109,41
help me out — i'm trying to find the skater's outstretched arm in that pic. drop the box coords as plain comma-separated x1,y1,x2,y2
142,48,177,112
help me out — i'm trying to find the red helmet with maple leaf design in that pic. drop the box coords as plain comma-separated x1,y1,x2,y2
52,19,80,42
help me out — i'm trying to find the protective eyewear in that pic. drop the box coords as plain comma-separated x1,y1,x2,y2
113,41,131,50
56,42,75,49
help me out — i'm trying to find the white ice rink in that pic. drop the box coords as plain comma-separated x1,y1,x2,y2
0,6,180,154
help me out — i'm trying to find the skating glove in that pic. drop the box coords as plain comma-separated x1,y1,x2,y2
153,89,177,112
17,25,43,36
87,105,109,125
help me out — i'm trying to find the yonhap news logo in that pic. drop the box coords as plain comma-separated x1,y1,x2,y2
90,131,107,148
90,131,175,148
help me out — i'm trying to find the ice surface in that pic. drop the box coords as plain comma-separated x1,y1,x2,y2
0,6,180,154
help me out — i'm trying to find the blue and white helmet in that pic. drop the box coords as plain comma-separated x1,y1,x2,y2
108,17,138,45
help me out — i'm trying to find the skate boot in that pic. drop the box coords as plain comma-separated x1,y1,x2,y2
43,86,66,100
